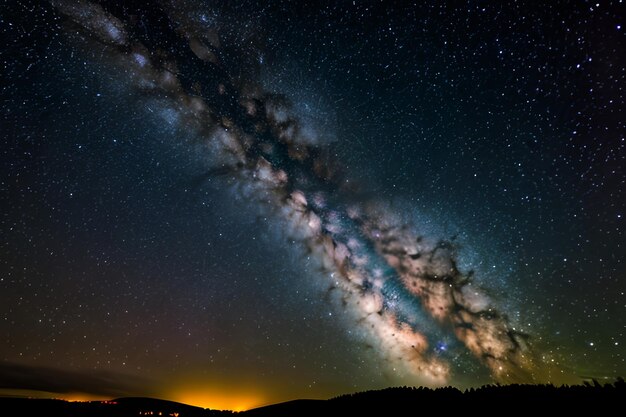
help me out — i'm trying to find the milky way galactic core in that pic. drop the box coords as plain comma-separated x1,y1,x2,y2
49,0,555,383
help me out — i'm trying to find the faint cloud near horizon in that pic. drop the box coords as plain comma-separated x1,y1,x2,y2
0,361,155,399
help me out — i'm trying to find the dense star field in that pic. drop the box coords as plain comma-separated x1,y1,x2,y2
1,0,624,411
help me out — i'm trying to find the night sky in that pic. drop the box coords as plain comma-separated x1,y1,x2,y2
1,0,625,411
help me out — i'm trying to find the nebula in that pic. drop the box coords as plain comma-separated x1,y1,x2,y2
49,0,550,384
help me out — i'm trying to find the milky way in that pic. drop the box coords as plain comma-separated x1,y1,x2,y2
42,0,570,385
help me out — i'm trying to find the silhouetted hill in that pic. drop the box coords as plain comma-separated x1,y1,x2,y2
0,396,233,417
1,379,623,416
244,399,325,417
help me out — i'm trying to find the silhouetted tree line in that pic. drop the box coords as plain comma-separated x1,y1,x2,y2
246,378,625,416
332,377,625,403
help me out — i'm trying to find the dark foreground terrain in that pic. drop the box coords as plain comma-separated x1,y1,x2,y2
2,379,624,416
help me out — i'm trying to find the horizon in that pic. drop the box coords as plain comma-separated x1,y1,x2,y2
2,378,625,412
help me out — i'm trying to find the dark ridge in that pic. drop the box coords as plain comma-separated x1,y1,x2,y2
244,399,325,417
0,396,233,417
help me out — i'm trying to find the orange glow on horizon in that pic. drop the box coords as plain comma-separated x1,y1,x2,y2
0,389,107,403
0,386,267,411
60,393,108,402
168,385,266,411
